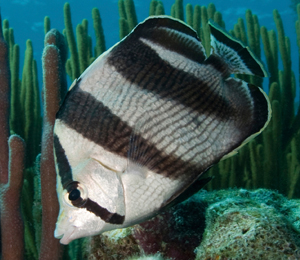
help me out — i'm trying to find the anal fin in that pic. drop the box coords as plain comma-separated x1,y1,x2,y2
160,176,213,211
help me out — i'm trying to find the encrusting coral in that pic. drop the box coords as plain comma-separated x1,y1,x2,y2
1,0,300,259
84,195,206,259
195,189,300,259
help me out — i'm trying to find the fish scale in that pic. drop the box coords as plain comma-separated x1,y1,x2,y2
53,16,271,244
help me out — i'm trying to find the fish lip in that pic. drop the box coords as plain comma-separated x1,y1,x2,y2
55,225,77,245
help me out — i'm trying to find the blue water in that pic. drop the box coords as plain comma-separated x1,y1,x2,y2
1,0,298,89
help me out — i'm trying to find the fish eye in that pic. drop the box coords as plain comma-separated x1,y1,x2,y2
68,189,80,201
63,181,88,207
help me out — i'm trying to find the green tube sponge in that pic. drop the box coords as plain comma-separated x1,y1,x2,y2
297,20,300,50
213,11,223,27
207,3,216,20
245,10,255,52
219,158,231,189
268,30,279,84
10,44,21,136
201,6,210,56
253,15,261,57
124,0,138,31
82,19,91,63
21,40,35,161
193,5,201,35
236,18,246,44
261,26,275,85
32,59,41,160
297,4,300,52
233,23,241,40
32,154,42,254
2,18,9,30
245,10,262,86
268,82,281,103
274,9,293,128
76,24,88,74
273,9,290,73
92,8,106,58
118,0,130,39
272,99,283,191
2,19,9,43
291,71,296,101
119,0,127,20
171,4,176,18
229,157,238,187
288,162,300,199
81,18,88,33
174,0,184,21
64,2,79,79
23,177,38,259
8,28,15,62
88,35,93,64
155,2,165,16
287,137,300,198
248,141,263,188
119,17,130,39
255,143,264,187
44,16,50,35
186,4,193,27
149,0,158,16
65,58,73,78
89,56,95,65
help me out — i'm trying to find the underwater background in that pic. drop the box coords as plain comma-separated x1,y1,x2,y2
1,0,300,259
2,0,299,89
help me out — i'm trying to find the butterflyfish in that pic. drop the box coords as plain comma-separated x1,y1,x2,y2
53,16,271,244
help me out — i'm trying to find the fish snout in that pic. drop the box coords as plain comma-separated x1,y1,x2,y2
54,224,77,245
54,211,77,245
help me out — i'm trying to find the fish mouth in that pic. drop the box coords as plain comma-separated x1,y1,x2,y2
54,225,76,245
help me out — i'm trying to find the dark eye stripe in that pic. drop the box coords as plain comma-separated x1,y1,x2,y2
81,199,125,224
54,135,125,224
53,133,73,189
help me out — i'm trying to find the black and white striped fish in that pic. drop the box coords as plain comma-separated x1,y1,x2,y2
54,16,271,244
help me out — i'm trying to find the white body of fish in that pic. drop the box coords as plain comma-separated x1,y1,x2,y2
54,16,271,244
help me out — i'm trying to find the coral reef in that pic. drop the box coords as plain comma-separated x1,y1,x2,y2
84,189,300,260
83,229,140,259
84,197,206,259
1,0,300,259
131,201,205,260
195,189,300,259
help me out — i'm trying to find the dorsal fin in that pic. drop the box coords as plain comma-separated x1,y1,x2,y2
131,15,207,64
207,20,268,77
